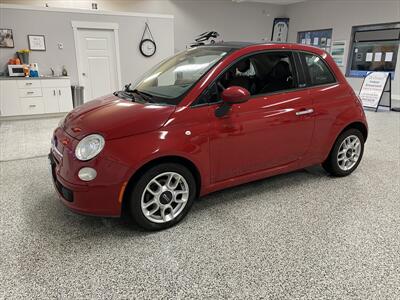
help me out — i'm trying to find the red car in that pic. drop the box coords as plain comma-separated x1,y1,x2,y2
49,42,368,230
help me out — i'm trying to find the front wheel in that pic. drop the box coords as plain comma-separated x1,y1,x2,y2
129,163,196,231
322,128,365,177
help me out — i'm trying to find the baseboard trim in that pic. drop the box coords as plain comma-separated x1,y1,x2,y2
0,112,66,121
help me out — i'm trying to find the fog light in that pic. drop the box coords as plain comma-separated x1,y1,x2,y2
78,167,97,181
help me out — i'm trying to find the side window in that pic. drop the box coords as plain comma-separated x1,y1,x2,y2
217,51,298,96
192,51,299,106
301,53,336,86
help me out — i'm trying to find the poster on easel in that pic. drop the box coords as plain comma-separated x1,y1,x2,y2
359,72,391,111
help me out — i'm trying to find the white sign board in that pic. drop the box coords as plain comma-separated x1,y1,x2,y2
359,72,389,109
331,40,346,67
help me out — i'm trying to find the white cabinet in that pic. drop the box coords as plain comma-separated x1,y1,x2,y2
58,87,73,112
0,77,73,117
42,88,60,113
0,80,21,116
20,98,45,115
42,87,73,113
17,80,41,89
19,88,43,98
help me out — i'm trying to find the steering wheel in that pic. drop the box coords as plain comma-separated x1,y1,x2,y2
217,82,226,91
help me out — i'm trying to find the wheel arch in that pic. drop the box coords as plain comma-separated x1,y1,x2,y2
121,155,202,215
340,121,368,142
322,120,368,163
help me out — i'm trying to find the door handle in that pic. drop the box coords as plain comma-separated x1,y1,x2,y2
296,108,314,116
59,89,61,96
53,89,56,96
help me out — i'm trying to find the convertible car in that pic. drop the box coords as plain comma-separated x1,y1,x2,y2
49,42,368,230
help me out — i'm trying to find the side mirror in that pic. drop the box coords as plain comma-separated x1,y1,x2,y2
221,86,250,104
215,86,250,118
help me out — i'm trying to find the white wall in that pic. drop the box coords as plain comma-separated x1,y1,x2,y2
0,5,174,86
3,0,286,52
109,0,286,51
285,0,400,99
1,0,399,98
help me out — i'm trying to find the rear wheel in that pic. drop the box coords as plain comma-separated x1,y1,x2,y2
322,128,364,177
129,163,196,230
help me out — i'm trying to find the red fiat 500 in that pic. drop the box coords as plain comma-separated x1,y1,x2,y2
50,42,368,230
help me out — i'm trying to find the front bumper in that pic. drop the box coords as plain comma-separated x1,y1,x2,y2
49,128,130,217
49,151,125,217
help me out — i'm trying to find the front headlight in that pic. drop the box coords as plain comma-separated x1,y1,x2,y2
75,134,105,161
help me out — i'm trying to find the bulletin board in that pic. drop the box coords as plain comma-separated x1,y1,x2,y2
297,29,333,53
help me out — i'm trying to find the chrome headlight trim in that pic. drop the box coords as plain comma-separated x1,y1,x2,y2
75,134,105,161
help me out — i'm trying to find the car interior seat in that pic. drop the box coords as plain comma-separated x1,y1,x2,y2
226,59,257,94
260,60,293,94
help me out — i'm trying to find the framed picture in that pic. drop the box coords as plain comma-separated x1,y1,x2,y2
28,35,46,51
271,18,289,42
0,29,14,48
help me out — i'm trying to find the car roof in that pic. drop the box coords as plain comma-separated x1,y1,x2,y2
203,41,326,55
209,41,256,49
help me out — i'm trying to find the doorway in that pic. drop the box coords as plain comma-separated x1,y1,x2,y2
72,21,121,102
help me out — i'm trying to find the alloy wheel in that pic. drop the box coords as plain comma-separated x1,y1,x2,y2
141,172,190,223
337,135,361,171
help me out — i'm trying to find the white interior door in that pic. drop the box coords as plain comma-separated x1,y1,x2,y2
77,28,118,102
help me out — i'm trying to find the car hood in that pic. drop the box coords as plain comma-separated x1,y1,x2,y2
63,94,176,140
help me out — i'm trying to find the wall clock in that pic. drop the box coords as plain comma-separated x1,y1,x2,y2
140,39,156,57
140,22,156,57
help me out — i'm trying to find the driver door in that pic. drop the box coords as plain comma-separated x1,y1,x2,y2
207,51,315,183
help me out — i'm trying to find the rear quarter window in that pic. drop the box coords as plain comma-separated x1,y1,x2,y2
301,52,336,86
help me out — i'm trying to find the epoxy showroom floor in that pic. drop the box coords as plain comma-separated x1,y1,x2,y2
0,111,399,299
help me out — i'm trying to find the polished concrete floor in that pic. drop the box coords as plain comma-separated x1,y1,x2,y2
0,111,399,299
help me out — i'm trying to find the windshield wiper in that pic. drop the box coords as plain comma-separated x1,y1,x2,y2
130,89,154,103
113,90,144,103
123,83,154,102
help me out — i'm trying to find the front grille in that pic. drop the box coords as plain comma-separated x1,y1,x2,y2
55,179,74,202
49,153,74,202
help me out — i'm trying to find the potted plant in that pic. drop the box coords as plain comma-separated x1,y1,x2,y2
16,49,30,64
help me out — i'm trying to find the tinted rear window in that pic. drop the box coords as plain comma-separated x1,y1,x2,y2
300,53,336,86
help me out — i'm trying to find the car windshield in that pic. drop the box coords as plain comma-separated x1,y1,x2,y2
130,47,229,105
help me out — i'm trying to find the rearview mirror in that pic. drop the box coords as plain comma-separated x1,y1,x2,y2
215,86,250,118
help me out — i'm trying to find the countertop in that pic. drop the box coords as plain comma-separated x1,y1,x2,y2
0,76,70,80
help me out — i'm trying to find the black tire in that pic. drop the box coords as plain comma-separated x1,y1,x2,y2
322,128,365,177
129,163,196,231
